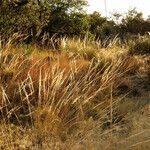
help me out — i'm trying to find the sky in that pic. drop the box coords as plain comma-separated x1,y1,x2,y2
86,0,150,19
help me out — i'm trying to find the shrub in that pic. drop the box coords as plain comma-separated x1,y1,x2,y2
129,38,150,55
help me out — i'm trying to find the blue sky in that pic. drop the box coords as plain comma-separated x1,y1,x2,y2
86,0,150,18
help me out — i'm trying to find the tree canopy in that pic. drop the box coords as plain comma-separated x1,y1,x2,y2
0,2,150,46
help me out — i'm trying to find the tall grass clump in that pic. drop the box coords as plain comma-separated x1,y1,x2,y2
0,43,135,144
60,37,100,60
0,36,149,149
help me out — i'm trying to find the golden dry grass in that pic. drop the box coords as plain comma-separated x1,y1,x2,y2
0,38,150,149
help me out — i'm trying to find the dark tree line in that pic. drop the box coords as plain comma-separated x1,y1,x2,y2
0,1,150,46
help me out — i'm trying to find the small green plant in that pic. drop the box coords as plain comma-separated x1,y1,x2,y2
129,38,150,55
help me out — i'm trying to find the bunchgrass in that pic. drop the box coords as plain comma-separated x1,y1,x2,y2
0,37,150,149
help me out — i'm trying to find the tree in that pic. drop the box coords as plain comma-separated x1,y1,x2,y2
88,11,106,38
0,1,42,40
39,0,88,36
121,8,147,35
88,11,115,40
0,0,88,43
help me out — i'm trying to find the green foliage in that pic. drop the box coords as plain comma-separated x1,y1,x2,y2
1,2,150,48
88,11,116,39
0,0,88,42
89,11,107,36
129,38,150,55
120,8,150,35
69,12,90,36
0,1,43,39
43,0,88,35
